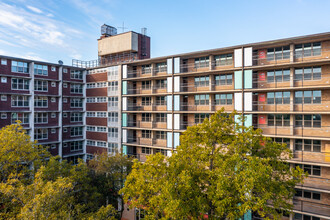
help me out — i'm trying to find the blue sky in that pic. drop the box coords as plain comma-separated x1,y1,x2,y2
0,0,329,65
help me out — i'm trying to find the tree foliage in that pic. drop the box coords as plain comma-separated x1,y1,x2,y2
120,109,305,219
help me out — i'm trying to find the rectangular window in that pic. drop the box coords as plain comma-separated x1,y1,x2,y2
295,90,321,104
142,130,151,139
70,70,83,79
11,61,29,73
294,188,321,200
215,74,232,85
11,113,29,124
142,147,152,154
295,114,321,128
155,62,167,73
71,127,83,137
34,64,48,76
194,76,209,87
295,67,321,81
214,53,233,66
34,128,48,140
70,98,83,108
34,113,48,124
34,96,48,108
266,46,290,61
194,57,209,68
70,84,83,94
295,42,321,58
268,114,290,126
156,113,167,122
34,80,48,91
267,69,290,82
141,65,151,74
141,81,151,90
194,94,209,105
70,112,83,122
70,141,83,151
108,97,118,107
142,97,151,106
155,79,167,89
11,78,29,90
108,81,118,92
156,96,167,105
1,95,6,101
11,95,29,107
295,139,321,152
108,143,118,154
108,128,118,138
267,92,290,104
195,113,209,124
1,113,7,119
108,112,118,122
215,94,233,105
156,131,167,139
155,148,167,156
1,59,7,65
142,113,151,122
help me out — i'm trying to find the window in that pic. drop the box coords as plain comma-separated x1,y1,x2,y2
142,97,151,106
155,79,167,89
1,77,7,83
273,138,290,148
1,59,7,65
87,112,95,117
63,83,68,88
34,113,48,124
71,98,83,108
1,95,6,101
267,92,290,104
63,98,68,103
142,130,151,139
70,84,83,94
142,147,152,154
215,94,233,105
267,114,290,126
141,65,151,74
295,164,321,176
195,94,209,105
11,78,29,90
63,128,68,132
11,61,29,73
70,112,83,122
34,80,48,91
51,129,56,134
295,67,321,81
195,113,209,124
71,127,83,137
51,82,56,87
109,97,118,107
155,148,167,156
108,81,118,92
142,113,151,122
194,57,209,68
87,82,107,89
295,139,321,152
108,112,118,122
266,46,290,61
294,188,321,200
11,95,29,107
67,155,83,165
87,126,96,132
156,131,166,139
295,114,321,127
108,143,118,154
1,113,7,119
11,113,29,124
215,74,232,85
63,113,68,118
51,113,56,118
70,141,83,151
267,69,290,83
70,70,83,79
294,213,320,220
34,128,48,140
34,64,48,75
156,113,167,122
34,96,48,108
155,62,167,73
194,76,209,87
51,97,56,102
108,128,118,138
87,97,107,103
63,68,68,73
51,66,56,72
107,66,119,80
295,90,321,104
98,112,107,117
156,96,166,105
142,81,151,90
295,42,321,58
214,53,233,66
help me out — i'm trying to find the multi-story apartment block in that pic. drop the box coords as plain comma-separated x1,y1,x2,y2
0,56,87,164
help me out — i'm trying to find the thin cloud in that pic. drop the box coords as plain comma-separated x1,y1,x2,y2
27,5,43,14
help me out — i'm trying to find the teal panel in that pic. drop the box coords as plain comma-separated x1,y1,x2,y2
234,115,241,125
174,95,180,111
122,113,127,127
234,71,242,89
243,210,252,220
244,114,252,127
244,70,253,89
122,81,127,95
122,145,127,155
174,133,180,149
167,132,172,148
167,95,173,111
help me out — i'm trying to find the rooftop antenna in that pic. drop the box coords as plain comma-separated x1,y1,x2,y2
117,22,128,33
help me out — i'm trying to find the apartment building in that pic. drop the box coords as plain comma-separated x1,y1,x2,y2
114,33,330,219
0,56,87,164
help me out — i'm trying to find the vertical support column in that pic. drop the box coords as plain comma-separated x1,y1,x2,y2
118,65,123,154
58,65,63,159
209,55,214,71
290,89,294,112
151,63,156,76
209,74,214,91
29,62,35,142
82,69,87,161
209,92,213,111
290,114,294,136
290,44,295,63
290,67,295,87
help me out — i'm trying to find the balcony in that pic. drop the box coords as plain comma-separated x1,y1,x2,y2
125,121,167,129
126,67,167,79
125,137,167,148
125,104,167,112
293,199,330,218
252,101,330,113
291,151,330,165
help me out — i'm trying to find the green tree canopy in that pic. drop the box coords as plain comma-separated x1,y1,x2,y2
120,109,305,219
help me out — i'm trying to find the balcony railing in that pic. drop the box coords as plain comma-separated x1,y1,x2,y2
126,120,167,129
125,137,167,148
293,199,330,218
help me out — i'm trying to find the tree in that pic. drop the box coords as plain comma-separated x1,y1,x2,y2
89,153,134,218
120,109,306,219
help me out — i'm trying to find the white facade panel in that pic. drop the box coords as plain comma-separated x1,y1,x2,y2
167,77,173,93
122,65,127,78
244,92,253,111
122,97,127,111
167,58,173,74
234,93,242,111
174,57,180,73
174,95,180,111
244,47,253,67
122,129,127,143
174,114,180,130
167,95,173,111
167,114,173,129
167,132,172,148
174,76,180,92
234,49,242,67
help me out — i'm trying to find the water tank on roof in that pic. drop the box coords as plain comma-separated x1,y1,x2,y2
101,24,117,37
